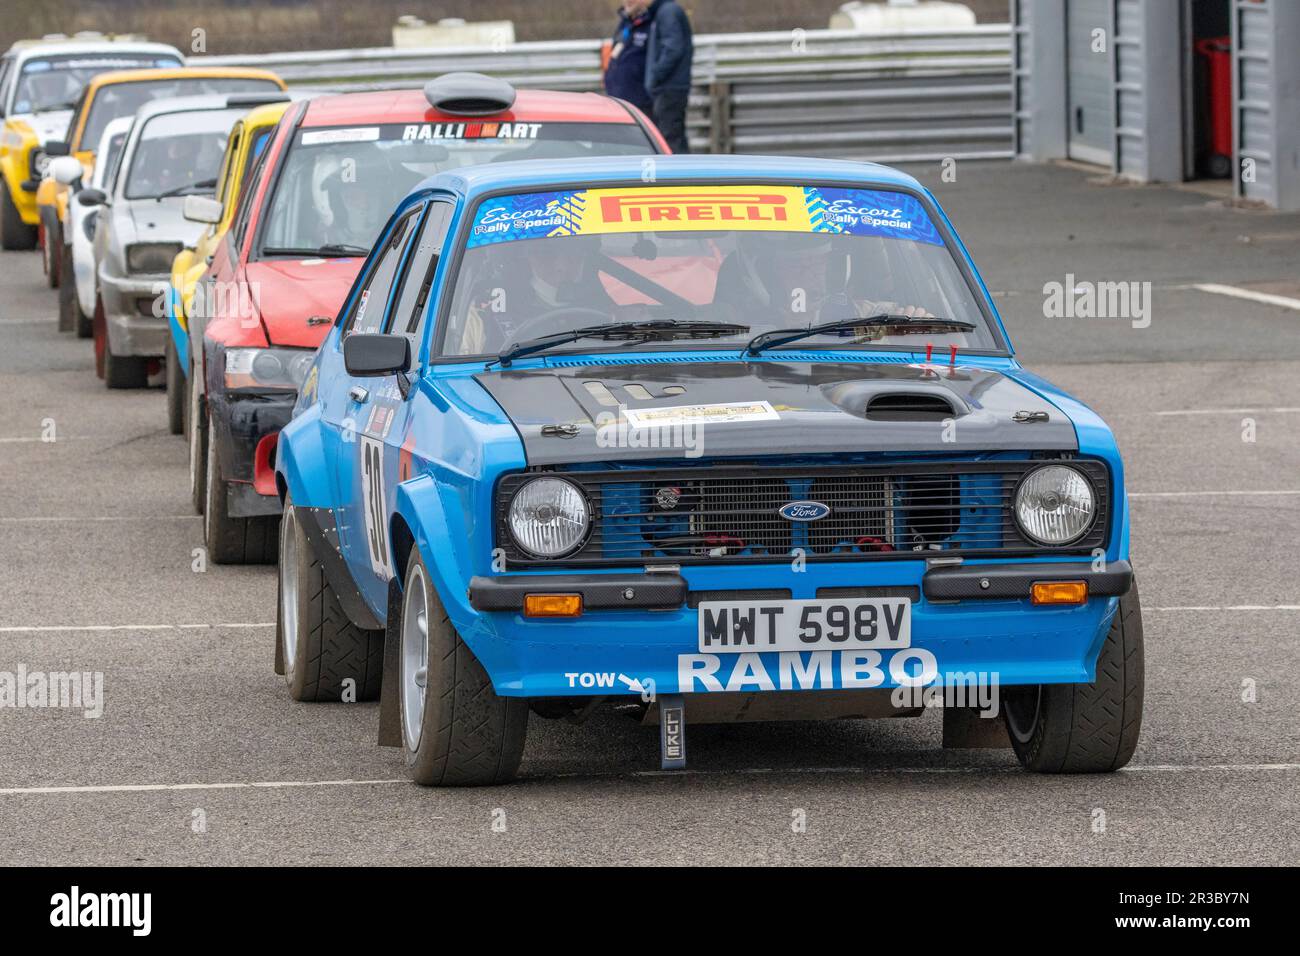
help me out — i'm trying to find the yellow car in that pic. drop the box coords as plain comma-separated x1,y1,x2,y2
164,97,294,434
34,65,285,292
0,36,183,252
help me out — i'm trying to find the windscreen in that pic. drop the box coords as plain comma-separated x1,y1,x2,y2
441,184,998,356
80,76,279,149
256,121,655,259
12,53,181,114
124,109,238,201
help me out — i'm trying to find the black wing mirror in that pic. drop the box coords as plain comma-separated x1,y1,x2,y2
76,187,107,207
44,140,70,157
344,332,410,377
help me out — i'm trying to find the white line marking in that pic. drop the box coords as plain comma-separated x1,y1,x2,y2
1129,490,1300,498
1193,282,1300,311
1150,605,1300,612
3,764,1298,795
0,779,406,796
0,623,275,634
627,763,1300,779
0,515,199,524
1150,407,1300,417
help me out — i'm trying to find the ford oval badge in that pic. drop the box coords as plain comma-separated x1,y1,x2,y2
779,500,830,522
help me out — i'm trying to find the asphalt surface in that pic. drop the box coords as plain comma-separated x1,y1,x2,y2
1,161,1297,865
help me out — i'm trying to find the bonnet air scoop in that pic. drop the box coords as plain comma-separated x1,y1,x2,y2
423,72,517,116
864,392,957,422
821,380,969,422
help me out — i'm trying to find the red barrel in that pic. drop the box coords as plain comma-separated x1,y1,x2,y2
1196,36,1232,177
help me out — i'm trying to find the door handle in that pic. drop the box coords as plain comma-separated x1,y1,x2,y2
349,385,370,404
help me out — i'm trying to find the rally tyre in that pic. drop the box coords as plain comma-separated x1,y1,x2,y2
204,418,277,564
103,341,148,389
42,217,59,288
399,548,528,786
277,496,383,702
74,291,93,338
0,179,37,251
1004,582,1144,773
188,370,206,513
57,241,77,332
165,337,184,435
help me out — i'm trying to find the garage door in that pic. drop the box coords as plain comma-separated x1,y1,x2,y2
1067,0,1114,165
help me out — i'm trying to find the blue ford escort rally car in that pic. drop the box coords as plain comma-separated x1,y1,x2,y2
274,155,1143,786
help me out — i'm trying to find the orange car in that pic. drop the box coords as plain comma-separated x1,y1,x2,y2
35,66,284,295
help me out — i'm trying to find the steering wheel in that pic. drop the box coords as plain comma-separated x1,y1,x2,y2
505,306,614,347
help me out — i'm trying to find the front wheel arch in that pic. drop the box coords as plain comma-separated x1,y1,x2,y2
389,512,416,592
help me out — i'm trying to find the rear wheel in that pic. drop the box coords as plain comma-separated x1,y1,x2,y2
203,414,277,564
399,547,528,786
165,336,184,435
188,368,206,513
41,215,59,288
92,294,107,379
277,495,383,702
57,241,77,332
103,333,148,389
74,287,93,338
0,179,36,251
1004,582,1145,773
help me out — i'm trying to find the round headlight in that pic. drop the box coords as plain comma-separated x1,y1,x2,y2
32,150,50,177
1014,465,1096,545
507,478,590,558
250,351,284,383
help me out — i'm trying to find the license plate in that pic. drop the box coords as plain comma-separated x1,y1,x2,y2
697,598,911,654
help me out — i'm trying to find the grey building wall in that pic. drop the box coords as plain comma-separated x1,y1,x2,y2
1233,0,1300,211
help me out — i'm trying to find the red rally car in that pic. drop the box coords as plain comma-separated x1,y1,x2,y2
187,73,668,563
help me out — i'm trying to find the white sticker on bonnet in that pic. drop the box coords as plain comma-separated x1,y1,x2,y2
623,401,780,429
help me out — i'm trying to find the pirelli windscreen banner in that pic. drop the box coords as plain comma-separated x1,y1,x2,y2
467,185,946,248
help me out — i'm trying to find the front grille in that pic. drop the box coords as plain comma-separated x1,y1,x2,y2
495,459,1110,568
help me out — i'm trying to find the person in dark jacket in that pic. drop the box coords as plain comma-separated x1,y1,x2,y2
603,3,655,115
644,0,693,152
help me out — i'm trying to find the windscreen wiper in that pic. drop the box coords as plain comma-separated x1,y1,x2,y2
745,313,976,355
261,243,370,258
153,178,218,201
494,319,749,368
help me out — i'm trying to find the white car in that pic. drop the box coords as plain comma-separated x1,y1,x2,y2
51,115,132,337
0,37,183,254
81,93,279,387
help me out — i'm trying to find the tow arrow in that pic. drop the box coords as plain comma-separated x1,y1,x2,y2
617,674,645,694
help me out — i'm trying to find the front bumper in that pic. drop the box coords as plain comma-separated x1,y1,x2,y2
454,559,1131,698
100,271,170,358
208,388,296,518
